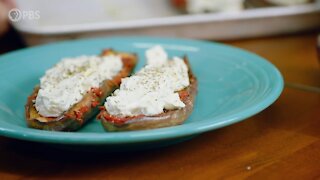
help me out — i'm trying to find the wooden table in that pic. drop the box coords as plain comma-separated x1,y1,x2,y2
0,30,319,179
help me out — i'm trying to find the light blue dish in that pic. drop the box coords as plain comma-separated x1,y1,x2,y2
0,37,283,150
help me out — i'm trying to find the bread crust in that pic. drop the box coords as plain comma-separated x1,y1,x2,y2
25,49,137,131
99,57,197,131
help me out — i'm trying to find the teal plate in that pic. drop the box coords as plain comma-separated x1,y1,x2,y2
0,37,283,150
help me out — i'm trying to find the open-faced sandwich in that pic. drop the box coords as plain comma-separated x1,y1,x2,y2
98,46,197,131
25,49,137,131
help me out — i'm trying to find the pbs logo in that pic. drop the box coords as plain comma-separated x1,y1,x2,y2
8,8,40,22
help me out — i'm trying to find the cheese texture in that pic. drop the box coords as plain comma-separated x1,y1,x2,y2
35,55,122,117
105,46,190,116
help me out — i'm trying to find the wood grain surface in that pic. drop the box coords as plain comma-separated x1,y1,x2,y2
0,31,319,179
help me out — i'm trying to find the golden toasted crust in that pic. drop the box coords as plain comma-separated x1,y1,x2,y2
99,57,197,131
25,49,137,131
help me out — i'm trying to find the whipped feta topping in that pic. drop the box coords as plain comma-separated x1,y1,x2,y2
186,0,244,14
105,46,190,117
146,45,168,66
35,55,123,117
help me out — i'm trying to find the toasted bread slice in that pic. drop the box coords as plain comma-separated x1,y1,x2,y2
25,49,137,131
98,57,197,131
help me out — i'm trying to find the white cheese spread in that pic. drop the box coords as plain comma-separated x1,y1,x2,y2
146,45,168,66
35,55,123,117
105,46,190,117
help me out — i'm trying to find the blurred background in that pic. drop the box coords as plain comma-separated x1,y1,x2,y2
0,0,319,52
